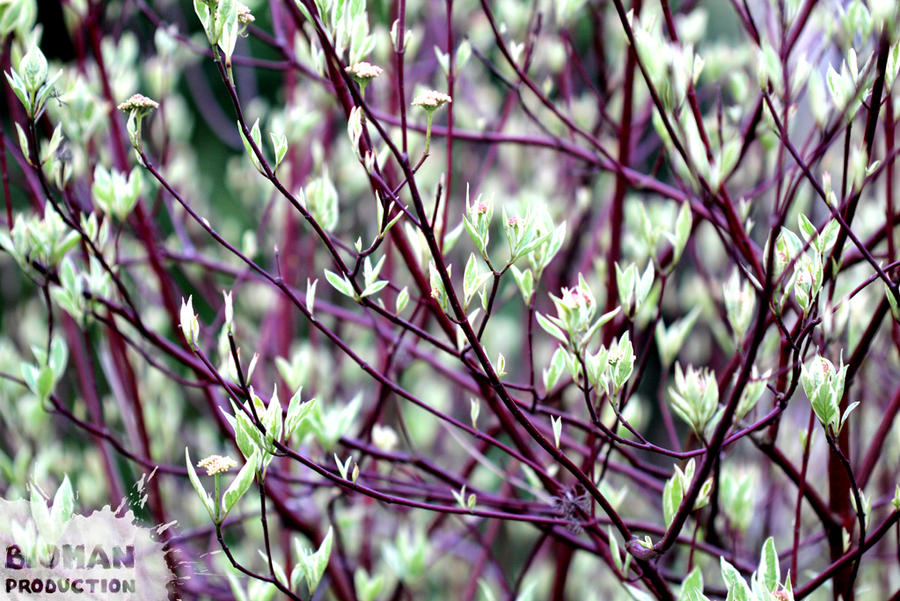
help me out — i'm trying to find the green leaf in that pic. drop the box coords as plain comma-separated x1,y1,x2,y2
297,527,333,594
838,401,860,434
636,262,655,308
311,394,361,450
0,0,36,37
249,114,262,149
516,580,538,601
451,485,467,509
463,263,491,308
36,366,55,400
536,311,568,344
581,307,621,347
464,253,480,306
361,279,389,298
285,392,317,440
510,265,534,302
363,255,386,287
20,362,40,395
797,213,817,244
608,526,623,575
354,568,384,601
305,171,340,231
477,579,498,601
456,39,472,72
221,451,259,517
6,70,31,116
238,120,264,173
624,584,657,601
293,0,314,24
694,477,713,511
15,122,30,164
229,402,266,459
616,262,637,313
224,572,248,601
758,537,779,593
551,415,562,449
463,216,486,255
434,45,450,75
514,229,552,261
325,269,357,299
49,475,74,534
442,219,464,253
758,43,783,91
818,219,840,255
185,449,215,520
886,283,900,321
542,347,567,392
263,389,283,444
193,0,212,40
396,286,410,313
334,453,353,479
655,307,700,367
48,337,67,379
247,579,276,601
678,568,704,601
270,132,288,169
306,278,318,317
720,558,751,601
662,470,683,529
30,485,53,541
270,557,289,589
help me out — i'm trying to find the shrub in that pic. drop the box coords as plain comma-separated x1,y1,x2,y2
1,0,900,600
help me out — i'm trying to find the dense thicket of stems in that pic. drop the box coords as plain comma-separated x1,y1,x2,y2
1,1,900,600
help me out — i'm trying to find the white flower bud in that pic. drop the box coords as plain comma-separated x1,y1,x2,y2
197,454,238,475
223,290,234,334
372,424,399,452
180,295,200,347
